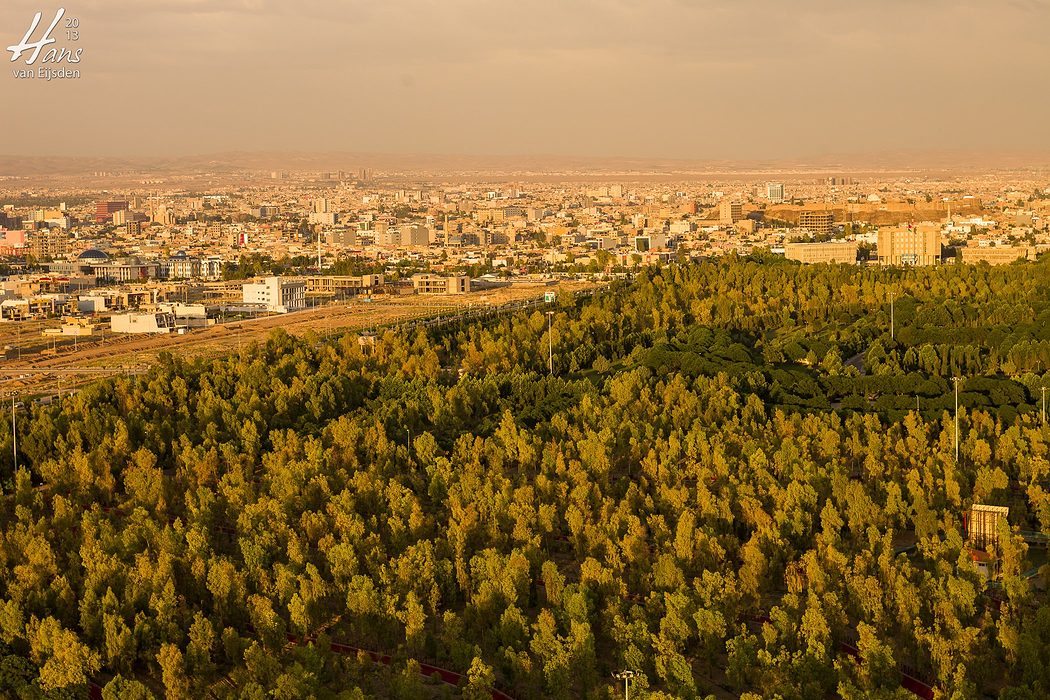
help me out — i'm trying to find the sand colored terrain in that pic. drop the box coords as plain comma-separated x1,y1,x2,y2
0,280,597,398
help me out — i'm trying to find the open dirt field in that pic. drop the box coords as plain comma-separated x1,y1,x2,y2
0,280,597,399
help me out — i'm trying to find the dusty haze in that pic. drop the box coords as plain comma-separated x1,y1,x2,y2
2,0,1049,160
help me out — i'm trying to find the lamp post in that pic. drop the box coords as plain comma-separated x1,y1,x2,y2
546,310,554,375
953,377,962,463
9,392,17,473
1042,386,1047,426
889,290,895,341
613,670,637,700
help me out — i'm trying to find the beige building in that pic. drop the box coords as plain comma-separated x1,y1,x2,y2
304,274,383,296
401,224,430,246
111,311,176,334
326,229,358,247
29,229,69,260
877,224,941,266
960,245,1035,266
784,241,858,264
411,274,471,294
798,211,834,237
719,200,743,225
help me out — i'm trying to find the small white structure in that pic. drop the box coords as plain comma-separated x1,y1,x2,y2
77,296,107,314
111,312,176,334
159,303,214,329
242,276,307,313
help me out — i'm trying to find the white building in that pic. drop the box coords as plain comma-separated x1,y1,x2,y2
111,312,176,334
242,276,307,313
200,257,224,280
635,233,668,252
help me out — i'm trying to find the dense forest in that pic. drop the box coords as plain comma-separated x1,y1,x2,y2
2,256,1050,699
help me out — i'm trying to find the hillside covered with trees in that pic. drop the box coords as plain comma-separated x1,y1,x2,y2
1,256,1050,699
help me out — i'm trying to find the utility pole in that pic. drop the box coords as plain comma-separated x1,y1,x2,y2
890,291,895,341
953,377,962,463
10,394,17,473
613,670,636,700
546,310,554,375
1042,386,1047,426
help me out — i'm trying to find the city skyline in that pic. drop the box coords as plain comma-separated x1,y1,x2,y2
4,0,1050,159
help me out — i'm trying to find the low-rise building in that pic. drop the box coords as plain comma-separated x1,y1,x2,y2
159,253,201,280
111,311,176,334
784,241,859,264
242,276,307,313
411,274,471,294
960,245,1035,266
303,274,383,297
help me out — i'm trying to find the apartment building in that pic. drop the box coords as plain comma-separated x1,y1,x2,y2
877,224,942,266
242,276,307,312
798,211,834,237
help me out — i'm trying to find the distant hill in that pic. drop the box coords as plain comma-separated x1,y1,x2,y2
1,149,1049,178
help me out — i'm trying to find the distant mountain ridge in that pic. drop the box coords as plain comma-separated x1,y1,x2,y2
1,150,1049,177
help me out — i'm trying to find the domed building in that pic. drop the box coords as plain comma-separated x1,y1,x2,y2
47,248,112,276
77,249,111,262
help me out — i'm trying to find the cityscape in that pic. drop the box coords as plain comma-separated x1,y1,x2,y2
3,1,1050,699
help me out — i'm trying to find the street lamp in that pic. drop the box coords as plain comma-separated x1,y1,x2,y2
613,670,638,700
1042,386,1047,426
952,377,962,463
8,392,17,473
546,310,554,375
889,290,895,341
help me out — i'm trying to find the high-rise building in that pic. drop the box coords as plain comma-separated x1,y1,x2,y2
326,229,358,247
152,205,175,226
0,212,23,229
877,224,941,266
720,200,743,225
374,227,400,247
29,229,68,260
401,224,430,246
95,200,128,223
767,183,785,203
798,211,834,237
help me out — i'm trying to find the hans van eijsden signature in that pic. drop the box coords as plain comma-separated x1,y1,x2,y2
8,8,83,81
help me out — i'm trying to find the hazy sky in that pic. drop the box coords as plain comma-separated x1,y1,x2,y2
3,0,1049,159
